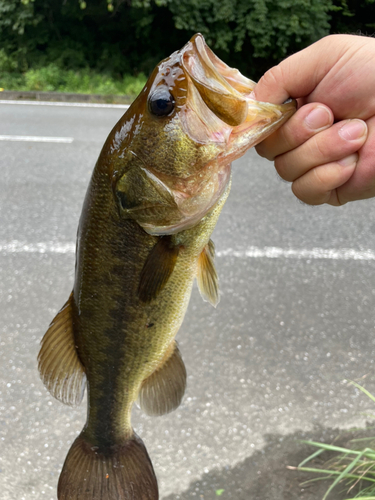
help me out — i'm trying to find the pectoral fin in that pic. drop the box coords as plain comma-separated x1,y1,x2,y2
38,293,86,407
138,342,187,416
197,239,219,307
138,236,180,303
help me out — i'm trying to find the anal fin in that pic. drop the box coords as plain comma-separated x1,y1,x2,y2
138,342,187,416
197,239,220,307
38,292,86,406
138,235,179,303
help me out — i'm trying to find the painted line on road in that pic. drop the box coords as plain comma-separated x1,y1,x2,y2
0,134,74,143
0,100,130,109
1,240,375,261
216,247,375,261
0,242,75,254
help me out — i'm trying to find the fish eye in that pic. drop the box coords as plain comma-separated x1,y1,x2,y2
148,87,175,117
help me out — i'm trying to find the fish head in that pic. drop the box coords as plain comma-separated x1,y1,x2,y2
109,33,296,235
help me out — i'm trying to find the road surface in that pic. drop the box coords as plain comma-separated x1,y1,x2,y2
1,100,375,499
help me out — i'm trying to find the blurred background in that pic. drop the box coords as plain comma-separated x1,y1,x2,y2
1,0,375,99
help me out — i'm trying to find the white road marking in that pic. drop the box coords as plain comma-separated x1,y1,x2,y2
0,134,74,143
0,100,130,109
0,241,75,254
217,247,375,260
1,240,375,261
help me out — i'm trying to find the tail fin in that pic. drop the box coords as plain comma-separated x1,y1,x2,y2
58,432,158,500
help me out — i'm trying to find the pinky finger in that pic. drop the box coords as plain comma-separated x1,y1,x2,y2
291,154,358,206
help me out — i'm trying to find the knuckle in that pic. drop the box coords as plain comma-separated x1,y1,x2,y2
256,64,288,102
291,181,307,203
311,164,327,188
276,122,297,154
310,134,327,160
258,67,281,91
334,189,347,206
274,156,294,182
291,177,326,206
255,142,274,160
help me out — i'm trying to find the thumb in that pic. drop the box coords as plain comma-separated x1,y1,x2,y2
252,62,292,105
252,35,351,105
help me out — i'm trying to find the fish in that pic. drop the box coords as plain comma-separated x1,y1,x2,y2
38,33,296,500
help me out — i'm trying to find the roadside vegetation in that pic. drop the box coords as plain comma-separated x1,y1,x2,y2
0,0,374,96
292,383,375,499
0,62,147,98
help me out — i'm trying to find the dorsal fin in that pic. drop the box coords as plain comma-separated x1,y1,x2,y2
197,239,220,307
138,341,187,416
38,293,86,407
138,236,180,303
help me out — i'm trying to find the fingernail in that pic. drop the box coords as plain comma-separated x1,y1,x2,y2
305,106,331,130
339,120,367,141
338,153,358,167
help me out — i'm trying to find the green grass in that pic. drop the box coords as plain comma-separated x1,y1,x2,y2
0,64,147,99
291,383,375,499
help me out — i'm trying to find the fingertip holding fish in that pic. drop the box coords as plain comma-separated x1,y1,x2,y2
39,33,295,500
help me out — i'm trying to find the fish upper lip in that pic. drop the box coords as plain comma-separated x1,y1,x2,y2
181,34,256,127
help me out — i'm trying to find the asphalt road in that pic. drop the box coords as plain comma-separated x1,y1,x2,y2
1,101,375,500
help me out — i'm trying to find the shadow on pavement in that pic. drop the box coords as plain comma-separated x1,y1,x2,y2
164,425,375,500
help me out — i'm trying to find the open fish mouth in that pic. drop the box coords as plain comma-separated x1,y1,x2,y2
182,33,296,155
182,33,256,127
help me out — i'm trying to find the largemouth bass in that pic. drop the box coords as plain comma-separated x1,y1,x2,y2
38,34,296,500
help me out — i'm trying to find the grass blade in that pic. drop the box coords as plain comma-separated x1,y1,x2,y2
296,466,375,483
298,448,325,467
301,441,375,460
350,382,375,405
322,451,365,500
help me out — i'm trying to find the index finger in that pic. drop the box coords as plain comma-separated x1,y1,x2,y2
256,102,333,160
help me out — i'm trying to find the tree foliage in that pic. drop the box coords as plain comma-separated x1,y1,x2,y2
156,0,333,59
0,0,374,83
0,0,40,36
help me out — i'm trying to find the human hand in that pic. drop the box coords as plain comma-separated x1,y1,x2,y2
253,35,375,206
